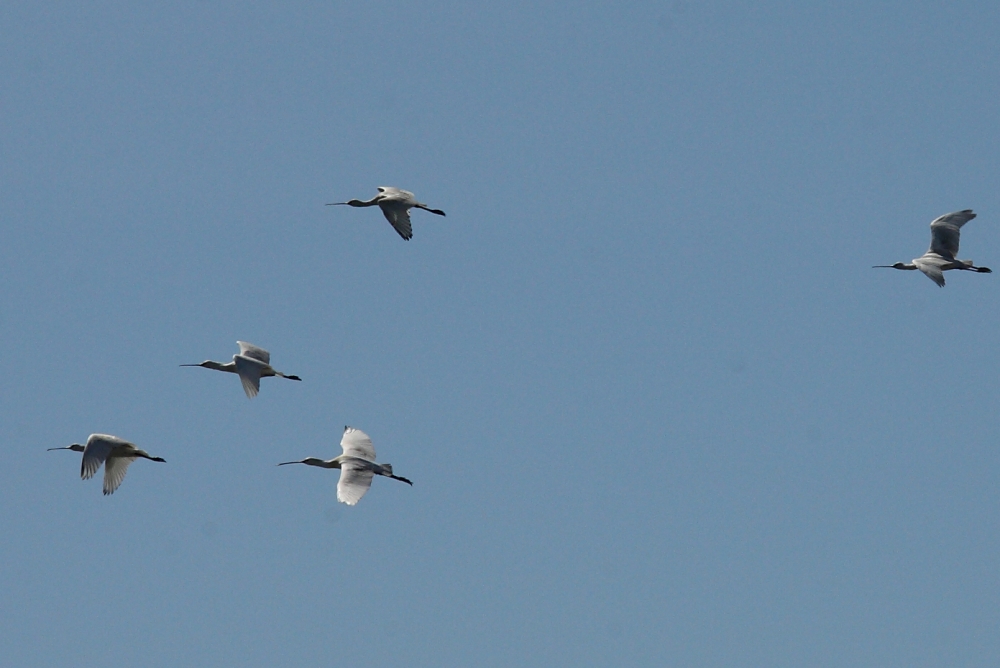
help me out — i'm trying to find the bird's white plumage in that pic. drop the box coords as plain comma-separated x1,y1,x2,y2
103,456,137,495
57,433,164,495
183,341,298,399
337,462,376,505
376,186,415,200
277,425,410,506
329,186,444,240
237,341,270,364
80,434,125,481
234,355,264,399
381,206,412,240
875,209,990,287
340,426,377,461
81,449,106,480
928,209,976,260
913,255,947,287
376,188,417,239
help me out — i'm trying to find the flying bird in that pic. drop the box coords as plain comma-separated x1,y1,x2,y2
48,434,165,495
327,186,446,240
874,209,992,286
277,426,412,505
182,341,301,399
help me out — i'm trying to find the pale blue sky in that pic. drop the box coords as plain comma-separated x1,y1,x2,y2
2,2,1000,665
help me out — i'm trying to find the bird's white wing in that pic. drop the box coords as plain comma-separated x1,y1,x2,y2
380,205,413,240
237,341,270,364
929,210,975,259
341,426,376,460
377,186,411,198
915,255,947,287
337,462,375,505
234,355,264,398
102,456,136,495
81,437,115,480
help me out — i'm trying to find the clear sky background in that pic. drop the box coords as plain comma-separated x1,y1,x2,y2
2,1,999,665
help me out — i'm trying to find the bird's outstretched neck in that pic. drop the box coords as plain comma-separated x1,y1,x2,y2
326,198,380,208
872,263,916,270
180,360,233,373
277,457,338,469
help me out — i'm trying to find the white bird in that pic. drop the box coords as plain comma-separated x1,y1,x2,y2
874,209,992,286
277,426,412,505
327,186,446,240
182,341,301,399
48,434,165,495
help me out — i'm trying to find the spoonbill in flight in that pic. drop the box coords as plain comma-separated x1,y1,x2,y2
48,434,165,495
327,186,446,240
277,426,412,505
874,209,991,286
182,341,301,399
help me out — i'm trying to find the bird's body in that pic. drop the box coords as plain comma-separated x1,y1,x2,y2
278,426,412,505
48,433,165,495
874,209,992,286
327,186,446,240
182,341,301,398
